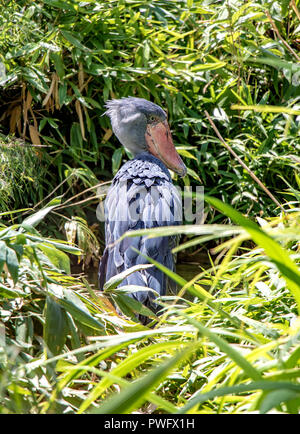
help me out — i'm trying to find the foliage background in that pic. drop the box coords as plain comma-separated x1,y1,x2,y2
0,0,300,415
0,0,299,222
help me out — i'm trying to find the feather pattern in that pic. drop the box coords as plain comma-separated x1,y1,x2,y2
98,152,181,320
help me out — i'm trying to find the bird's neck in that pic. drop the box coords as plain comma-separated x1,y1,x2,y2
134,151,171,180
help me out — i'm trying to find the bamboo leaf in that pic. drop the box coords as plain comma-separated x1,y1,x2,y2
112,148,123,175
93,345,193,414
204,195,300,313
22,197,62,228
191,62,226,71
179,382,300,414
57,288,104,332
79,341,185,413
103,264,154,291
61,30,90,51
6,246,19,284
112,293,158,321
231,104,300,116
44,296,68,357
38,244,71,274
260,389,300,414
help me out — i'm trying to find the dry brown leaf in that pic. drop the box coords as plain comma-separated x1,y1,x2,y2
45,96,55,113
29,106,38,130
0,111,7,122
75,99,86,140
79,75,93,93
29,124,41,146
22,90,33,137
78,62,85,91
102,128,113,142
42,73,56,107
9,105,21,134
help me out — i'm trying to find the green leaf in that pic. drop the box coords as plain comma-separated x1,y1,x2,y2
118,224,242,241
93,345,193,414
113,293,158,321
177,149,197,160
187,167,202,181
6,246,19,284
191,61,226,72
204,195,300,314
22,197,62,228
50,52,65,79
286,346,300,369
79,341,184,413
26,235,81,255
103,264,154,291
0,283,26,299
248,57,300,73
231,104,300,116
15,315,33,347
70,123,83,148
44,296,69,356
260,389,300,414
112,285,159,296
61,30,90,51
39,244,71,274
112,148,123,175
53,287,104,332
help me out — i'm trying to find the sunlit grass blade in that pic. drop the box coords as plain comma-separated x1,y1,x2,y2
21,197,62,228
103,264,154,290
26,325,194,374
112,292,158,321
204,195,300,313
92,345,193,414
130,248,257,336
118,224,243,241
178,381,300,414
78,341,187,413
259,388,300,414
58,364,178,414
0,208,31,217
180,313,262,382
231,104,300,116
43,327,194,412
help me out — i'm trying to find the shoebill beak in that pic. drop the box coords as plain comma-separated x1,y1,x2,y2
145,120,187,177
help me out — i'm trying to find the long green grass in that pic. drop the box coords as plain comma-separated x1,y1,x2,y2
1,194,300,414
0,0,300,415
0,0,299,221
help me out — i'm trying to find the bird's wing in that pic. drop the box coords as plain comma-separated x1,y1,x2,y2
98,159,181,304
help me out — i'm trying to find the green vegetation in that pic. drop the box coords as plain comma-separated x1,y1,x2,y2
0,0,300,414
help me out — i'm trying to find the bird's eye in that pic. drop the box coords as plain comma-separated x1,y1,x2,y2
149,115,157,123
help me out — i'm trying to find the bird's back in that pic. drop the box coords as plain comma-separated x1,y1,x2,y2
98,152,182,316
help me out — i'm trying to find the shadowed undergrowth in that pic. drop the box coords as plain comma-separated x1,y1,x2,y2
0,0,300,414
1,195,300,414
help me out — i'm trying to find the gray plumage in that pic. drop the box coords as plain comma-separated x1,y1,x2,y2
98,97,185,324
104,97,166,156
